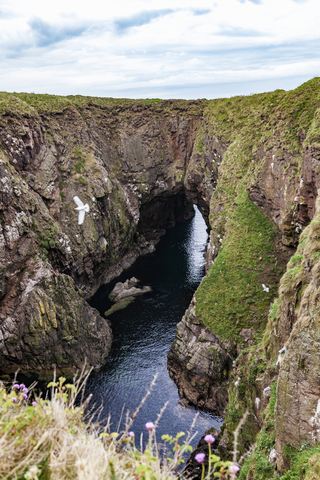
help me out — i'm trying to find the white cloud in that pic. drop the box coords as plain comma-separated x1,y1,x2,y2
0,0,319,98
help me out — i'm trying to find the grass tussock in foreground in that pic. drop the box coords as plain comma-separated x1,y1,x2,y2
0,373,240,480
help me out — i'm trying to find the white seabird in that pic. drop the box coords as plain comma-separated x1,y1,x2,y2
73,196,90,225
262,284,269,292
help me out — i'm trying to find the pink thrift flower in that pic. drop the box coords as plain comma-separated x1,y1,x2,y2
204,434,215,443
145,422,155,430
19,384,26,390
128,431,135,437
195,453,205,463
22,387,28,394
12,384,20,390
229,464,240,473
23,393,28,400
32,401,37,407
12,397,17,403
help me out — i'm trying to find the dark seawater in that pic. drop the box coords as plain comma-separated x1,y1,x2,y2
88,206,223,447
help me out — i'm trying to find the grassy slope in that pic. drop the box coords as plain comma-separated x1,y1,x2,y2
0,91,206,116
195,77,320,342
196,190,279,340
0,379,237,480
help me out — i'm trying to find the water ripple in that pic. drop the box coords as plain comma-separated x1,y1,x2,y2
88,207,222,447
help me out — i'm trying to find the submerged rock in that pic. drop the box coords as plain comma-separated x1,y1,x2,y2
105,297,136,317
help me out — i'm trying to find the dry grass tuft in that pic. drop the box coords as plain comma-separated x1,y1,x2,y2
0,370,239,480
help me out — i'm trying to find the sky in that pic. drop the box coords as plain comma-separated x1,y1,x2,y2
0,0,320,99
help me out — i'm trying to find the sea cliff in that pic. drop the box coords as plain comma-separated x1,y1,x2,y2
2,78,320,475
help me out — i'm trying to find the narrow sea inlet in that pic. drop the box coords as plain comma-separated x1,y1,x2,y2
88,206,222,446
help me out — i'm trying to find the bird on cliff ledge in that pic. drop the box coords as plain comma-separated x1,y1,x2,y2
73,196,90,225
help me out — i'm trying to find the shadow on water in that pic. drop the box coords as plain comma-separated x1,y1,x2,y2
87,206,223,447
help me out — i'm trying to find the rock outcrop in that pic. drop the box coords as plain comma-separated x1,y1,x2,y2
167,298,236,415
2,80,320,478
105,277,152,316
0,94,213,374
270,195,320,470
109,277,151,302
168,82,320,415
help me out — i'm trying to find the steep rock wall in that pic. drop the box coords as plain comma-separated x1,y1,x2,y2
168,79,320,415
0,94,214,374
2,80,320,478
270,194,320,470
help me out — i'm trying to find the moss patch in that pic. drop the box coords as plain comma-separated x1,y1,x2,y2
196,190,280,341
238,380,277,480
192,80,320,344
279,445,320,480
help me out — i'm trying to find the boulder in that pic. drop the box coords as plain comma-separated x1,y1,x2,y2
109,277,151,303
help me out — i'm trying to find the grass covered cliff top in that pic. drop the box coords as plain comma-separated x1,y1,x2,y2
1,76,320,143
0,91,207,118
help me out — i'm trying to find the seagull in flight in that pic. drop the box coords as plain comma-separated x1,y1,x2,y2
73,196,89,225
262,284,269,292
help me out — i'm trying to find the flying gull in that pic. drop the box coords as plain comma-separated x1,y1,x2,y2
262,284,269,292
73,196,89,225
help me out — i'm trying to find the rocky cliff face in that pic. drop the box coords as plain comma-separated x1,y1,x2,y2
2,80,320,475
168,80,320,417
0,94,215,374
270,194,320,470
167,297,236,415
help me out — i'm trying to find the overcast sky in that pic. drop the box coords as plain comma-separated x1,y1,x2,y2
0,0,319,99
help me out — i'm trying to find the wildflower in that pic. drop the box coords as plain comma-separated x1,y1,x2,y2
145,422,155,431
229,464,240,473
195,453,205,463
204,434,215,443
75,459,87,471
19,384,26,390
22,387,29,394
23,393,28,400
32,401,37,407
12,384,20,390
12,397,17,403
129,431,135,437
24,465,39,479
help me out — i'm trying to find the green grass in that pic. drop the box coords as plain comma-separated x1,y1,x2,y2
196,190,278,341
205,77,320,155
238,380,277,480
0,92,207,119
280,444,320,480
0,92,37,119
193,79,320,342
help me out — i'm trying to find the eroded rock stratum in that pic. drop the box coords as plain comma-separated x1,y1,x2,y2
0,94,213,374
2,79,320,473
